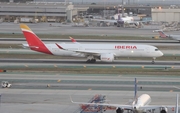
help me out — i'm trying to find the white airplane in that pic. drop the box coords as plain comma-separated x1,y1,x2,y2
71,78,179,113
113,14,134,23
20,24,163,63
156,30,180,41
91,14,134,26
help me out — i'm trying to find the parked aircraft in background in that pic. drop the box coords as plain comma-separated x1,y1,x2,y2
20,24,163,63
114,14,134,23
91,14,134,26
156,30,180,41
71,78,179,113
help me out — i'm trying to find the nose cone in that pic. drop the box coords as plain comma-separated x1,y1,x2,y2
159,51,164,57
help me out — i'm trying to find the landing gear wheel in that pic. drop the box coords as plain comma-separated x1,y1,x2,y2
91,59,96,63
152,57,156,64
152,60,155,64
86,59,91,63
86,59,96,63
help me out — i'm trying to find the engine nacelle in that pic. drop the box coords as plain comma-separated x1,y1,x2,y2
160,107,168,113
100,53,114,62
116,108,124,113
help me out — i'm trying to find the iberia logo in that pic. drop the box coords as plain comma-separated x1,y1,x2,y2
115,46,137,49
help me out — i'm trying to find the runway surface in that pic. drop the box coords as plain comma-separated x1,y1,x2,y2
0,73,180,113
0,23,180,113
0,73,180,91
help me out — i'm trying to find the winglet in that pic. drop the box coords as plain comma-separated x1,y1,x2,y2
70,95,74,103
69,36,77,43
69,36,80,44
20,24,32,32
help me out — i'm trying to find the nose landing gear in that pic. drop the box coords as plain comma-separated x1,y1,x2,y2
152,57,156,64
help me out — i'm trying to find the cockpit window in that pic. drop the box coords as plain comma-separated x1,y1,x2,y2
155,49,158,51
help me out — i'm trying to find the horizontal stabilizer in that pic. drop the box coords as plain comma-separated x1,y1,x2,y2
22,44,39,49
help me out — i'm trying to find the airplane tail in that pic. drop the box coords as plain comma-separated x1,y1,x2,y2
118,14,121,20
20,24,52,54
175,94,179,113
157,31,169,38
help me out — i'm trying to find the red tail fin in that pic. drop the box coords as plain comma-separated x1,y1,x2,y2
158,31,168,38
20,24,52,54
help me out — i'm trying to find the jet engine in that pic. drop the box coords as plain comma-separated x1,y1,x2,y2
160,107,168,113
100,53,114,62
116,108,124,113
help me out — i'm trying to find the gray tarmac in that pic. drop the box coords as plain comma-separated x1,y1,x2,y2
0,22,180,36
0,23,180,113
0,59,180,69
0,74,180,113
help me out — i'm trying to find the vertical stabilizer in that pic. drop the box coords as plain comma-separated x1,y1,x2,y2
175,94,179,113
158,31,169,38
118,14,121,21
20,24,52,54
134,78,137,100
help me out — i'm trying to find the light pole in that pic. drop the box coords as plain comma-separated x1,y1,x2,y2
104,0,105,18
122,0,124,17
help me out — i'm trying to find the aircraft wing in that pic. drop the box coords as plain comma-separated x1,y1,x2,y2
91,19,117,23
71,100,132,109
140,105,174,110
73,50,102,55
70,96,132,109
55,43,104,56
22,44,39,49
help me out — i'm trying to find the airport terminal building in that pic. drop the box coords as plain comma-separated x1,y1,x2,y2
152,6,180,22
1,0,180,23
0,2,88,23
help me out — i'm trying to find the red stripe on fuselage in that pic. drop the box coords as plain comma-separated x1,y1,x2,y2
22,31,52,55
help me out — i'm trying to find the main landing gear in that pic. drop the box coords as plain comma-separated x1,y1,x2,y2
86,56,96,63
86,59,96,63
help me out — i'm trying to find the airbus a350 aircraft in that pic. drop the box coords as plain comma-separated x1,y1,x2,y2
157,30,180,41
71,78,179,113
20,24,163,63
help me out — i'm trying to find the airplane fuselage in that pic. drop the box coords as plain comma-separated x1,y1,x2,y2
169,35,180,41
41,43,163,58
